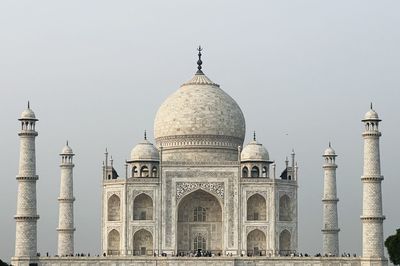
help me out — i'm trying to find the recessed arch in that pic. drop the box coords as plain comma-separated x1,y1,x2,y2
262,166,268,177
107,229,120,255
151,166,158,177
242,166,249,177
247,229,266,256
140,166,149,177
251,166,260,177
133,229,153,256
133,193,153,220
108,194,120,221
132,166,137,177
279,195,292,221
177,189,222,253
247,193,266,221
279,229,291,255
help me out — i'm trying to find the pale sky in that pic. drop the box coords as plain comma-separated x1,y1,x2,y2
1,0,399,262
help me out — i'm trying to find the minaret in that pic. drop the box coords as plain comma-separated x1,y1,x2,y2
361,104,385,259
322,143,340,256
57,141,76,256
14,102,39,259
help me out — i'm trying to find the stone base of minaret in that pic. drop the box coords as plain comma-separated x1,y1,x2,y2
360,258,388,266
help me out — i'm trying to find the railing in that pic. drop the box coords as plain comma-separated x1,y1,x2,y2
246,250,267,256
107,250,120,256
132,249,154,256
278,250,297,256
176,250,223,256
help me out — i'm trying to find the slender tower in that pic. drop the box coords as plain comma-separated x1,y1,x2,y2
14,103,39,260
57,142,76,256
361,105,385,259
322,143,340,256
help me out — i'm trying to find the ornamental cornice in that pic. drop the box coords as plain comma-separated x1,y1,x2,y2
156,134,242,149
57,228,76,232
322,228,340,233
132,190,153,201
14,215,39,220
241,178,273,184
362,132,381,137
132,226,154,235
246,191,267,200
107,191,121,199
18,131,38,137
60,164,75,168
322,165,337,169
128,178,160,184
361,175,384,181
176,182,224,202
106,226,121,234
58,197,75,202
360,216,385,221
16,175,39,181
246,226,268,235
162,161,239,166
322,198,339,202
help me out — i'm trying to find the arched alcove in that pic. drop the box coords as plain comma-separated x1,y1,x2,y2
133,193,153,220
251,166,259,177
279,195,292,221
247,194,266,221
242,167,248,177
108,194,121,221
107,229,120,255
247,229,266,256
279,230,291,255
133,229,153,256
177,189,222,253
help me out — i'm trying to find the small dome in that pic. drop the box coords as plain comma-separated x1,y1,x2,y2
323,146,336,156
20,107,37,120
130,139,159,161
241,140,269,162
362,104,381,121
61,143,73,154
363,109,379,121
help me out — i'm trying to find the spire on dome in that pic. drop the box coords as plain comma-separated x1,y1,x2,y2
370,102,373,110
196,46,203,75
28,101,30,109
144,130,147,140
253,131,256,141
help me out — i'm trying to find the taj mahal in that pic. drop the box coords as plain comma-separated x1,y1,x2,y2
11,48,388,266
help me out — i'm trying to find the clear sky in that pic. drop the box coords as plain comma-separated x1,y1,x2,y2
0,0,399,262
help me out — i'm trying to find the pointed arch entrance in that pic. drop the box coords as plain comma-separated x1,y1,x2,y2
107,229,120,255
247,229,266,256
133,229,153,256
279,229,291,255
177,189,222,254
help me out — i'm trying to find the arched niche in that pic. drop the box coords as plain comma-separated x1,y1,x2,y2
247,193,266,221
247,229,266,256
108,194,121,221
133,193,153,220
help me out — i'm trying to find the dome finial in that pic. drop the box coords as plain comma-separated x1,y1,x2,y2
144,130,147,140
27,101,30,109
253,131,256,141
329,141,331,148
370,102,373,110
196,45,203,75
66,140,69,146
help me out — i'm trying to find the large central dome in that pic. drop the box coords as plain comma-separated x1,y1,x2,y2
154,60,246,162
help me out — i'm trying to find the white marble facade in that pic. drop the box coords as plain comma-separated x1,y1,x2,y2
101,63,298,257
12,51,388,266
